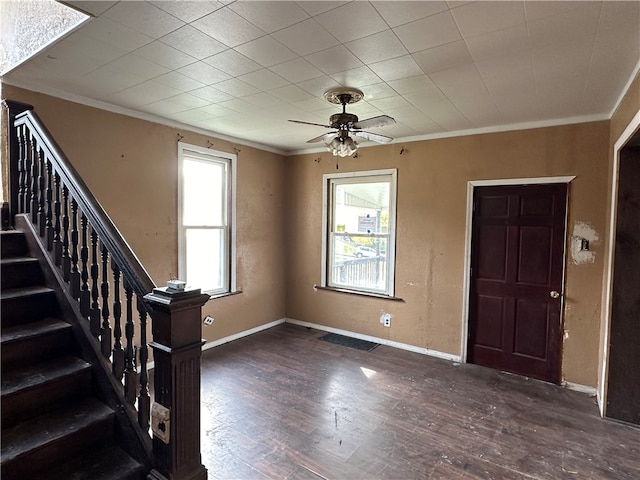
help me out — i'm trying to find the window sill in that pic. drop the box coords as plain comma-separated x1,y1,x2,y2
314,285,404,301
208,290,242,300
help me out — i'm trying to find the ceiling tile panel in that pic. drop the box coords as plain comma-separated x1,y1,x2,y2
242,92,283,108
189,85,234,103
160,25,227,60
361,82,397,100
387,75,440,95
297,76,342,96
134,41,198,70
429,64,489,100
229,1,309,33
369,55,423,82
178,61,231,85
235,36,298,67
394,11,462,53
239,68,290,90
192,7,266,47
268,84,315,103
524,1,583,22
464,23,530,62
372,1,450,28
151,1,223,23
65,1,118,16
101,54,170,81
211,78,261,97
451,1,525,39
269,58,324,84
104,1,184,38
295,1,348,16
154,71,205,91
330,66,382,87
81,17,154,52
413,39,473,74
218,98,257,113
203,49,262,76
345,30,409,65
315,2,388,43
167,93,210,109
527,2,601,50
305,46,363,75
272,19,339,56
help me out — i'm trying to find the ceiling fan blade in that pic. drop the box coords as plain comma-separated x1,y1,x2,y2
289,119,333,128
352,115,396,130
352,130,393,143
307,132,337,143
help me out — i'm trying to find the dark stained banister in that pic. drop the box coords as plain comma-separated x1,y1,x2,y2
4,100,209,480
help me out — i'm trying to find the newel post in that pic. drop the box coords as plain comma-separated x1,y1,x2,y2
144,285,210,480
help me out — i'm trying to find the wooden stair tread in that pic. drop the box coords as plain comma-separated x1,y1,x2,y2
32,445,144,480
1,256,39,266
1,285,54,299
1,355,91,396
1,317,71,344
0,397,114,463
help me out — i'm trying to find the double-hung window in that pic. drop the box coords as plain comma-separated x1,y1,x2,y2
322,169,397,296
178,143,235,295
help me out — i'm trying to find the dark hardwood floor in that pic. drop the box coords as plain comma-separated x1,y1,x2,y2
199,323,639,479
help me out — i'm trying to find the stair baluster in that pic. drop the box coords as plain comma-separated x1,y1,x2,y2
45,158,54,250
80,213,90,316
123,279,137,407
52,172,62,265
17,124,27,213
70,199,80,298
61,186,71,281
112,260,125,381
137,298,150,432
101,243,111,359
89,229,100,337
29,132,37,222
36,146,46,235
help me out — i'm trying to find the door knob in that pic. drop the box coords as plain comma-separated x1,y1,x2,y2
550,290,560,299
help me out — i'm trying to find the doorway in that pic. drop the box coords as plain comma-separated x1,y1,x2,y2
605,136,640,425
467,183,568,383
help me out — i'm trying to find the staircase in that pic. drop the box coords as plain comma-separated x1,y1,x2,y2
0,227,145,480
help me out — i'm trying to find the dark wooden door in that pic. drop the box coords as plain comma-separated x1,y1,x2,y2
469,184,567,383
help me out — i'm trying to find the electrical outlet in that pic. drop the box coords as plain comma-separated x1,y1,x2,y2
380,313,391,327
203,316,214,325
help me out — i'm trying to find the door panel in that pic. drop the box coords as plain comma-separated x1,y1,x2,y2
469,184,567,383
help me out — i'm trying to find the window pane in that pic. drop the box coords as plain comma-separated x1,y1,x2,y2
185,228,225,292
330,235,388,292
333,182,389,234
183,158,225,226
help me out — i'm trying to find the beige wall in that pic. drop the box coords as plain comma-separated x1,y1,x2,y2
286,121,610,387
1,85,287,342
2,84,616,388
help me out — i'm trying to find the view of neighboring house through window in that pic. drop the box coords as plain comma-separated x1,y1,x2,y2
178,143,235,295
322,169,397,296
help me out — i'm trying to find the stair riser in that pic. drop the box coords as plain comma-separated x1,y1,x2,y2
1,328,74,372
1,260,43,290
1,368,92,428
1,292,59,326
0,233,28,258
0,415,115,480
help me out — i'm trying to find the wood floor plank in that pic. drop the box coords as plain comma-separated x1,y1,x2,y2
197,323,639,479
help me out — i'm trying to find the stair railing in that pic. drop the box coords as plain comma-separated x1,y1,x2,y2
4,101,209,480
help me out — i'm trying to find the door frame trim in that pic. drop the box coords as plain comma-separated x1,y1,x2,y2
600,108,640,416
461,176,576,364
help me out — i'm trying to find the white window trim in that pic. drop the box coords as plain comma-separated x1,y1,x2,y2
178,142,236,295
321,168,397,296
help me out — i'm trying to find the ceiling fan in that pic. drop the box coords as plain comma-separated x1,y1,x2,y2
289,87,396,157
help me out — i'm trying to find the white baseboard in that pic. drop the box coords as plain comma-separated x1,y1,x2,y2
202,318,286,352
285,317,461,363
147,318,286,370
563,381,598,396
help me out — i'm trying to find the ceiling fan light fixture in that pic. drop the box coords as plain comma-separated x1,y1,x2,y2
326,135,358,157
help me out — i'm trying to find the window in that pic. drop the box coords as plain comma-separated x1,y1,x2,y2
178,143,235,295
322,169,397,296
